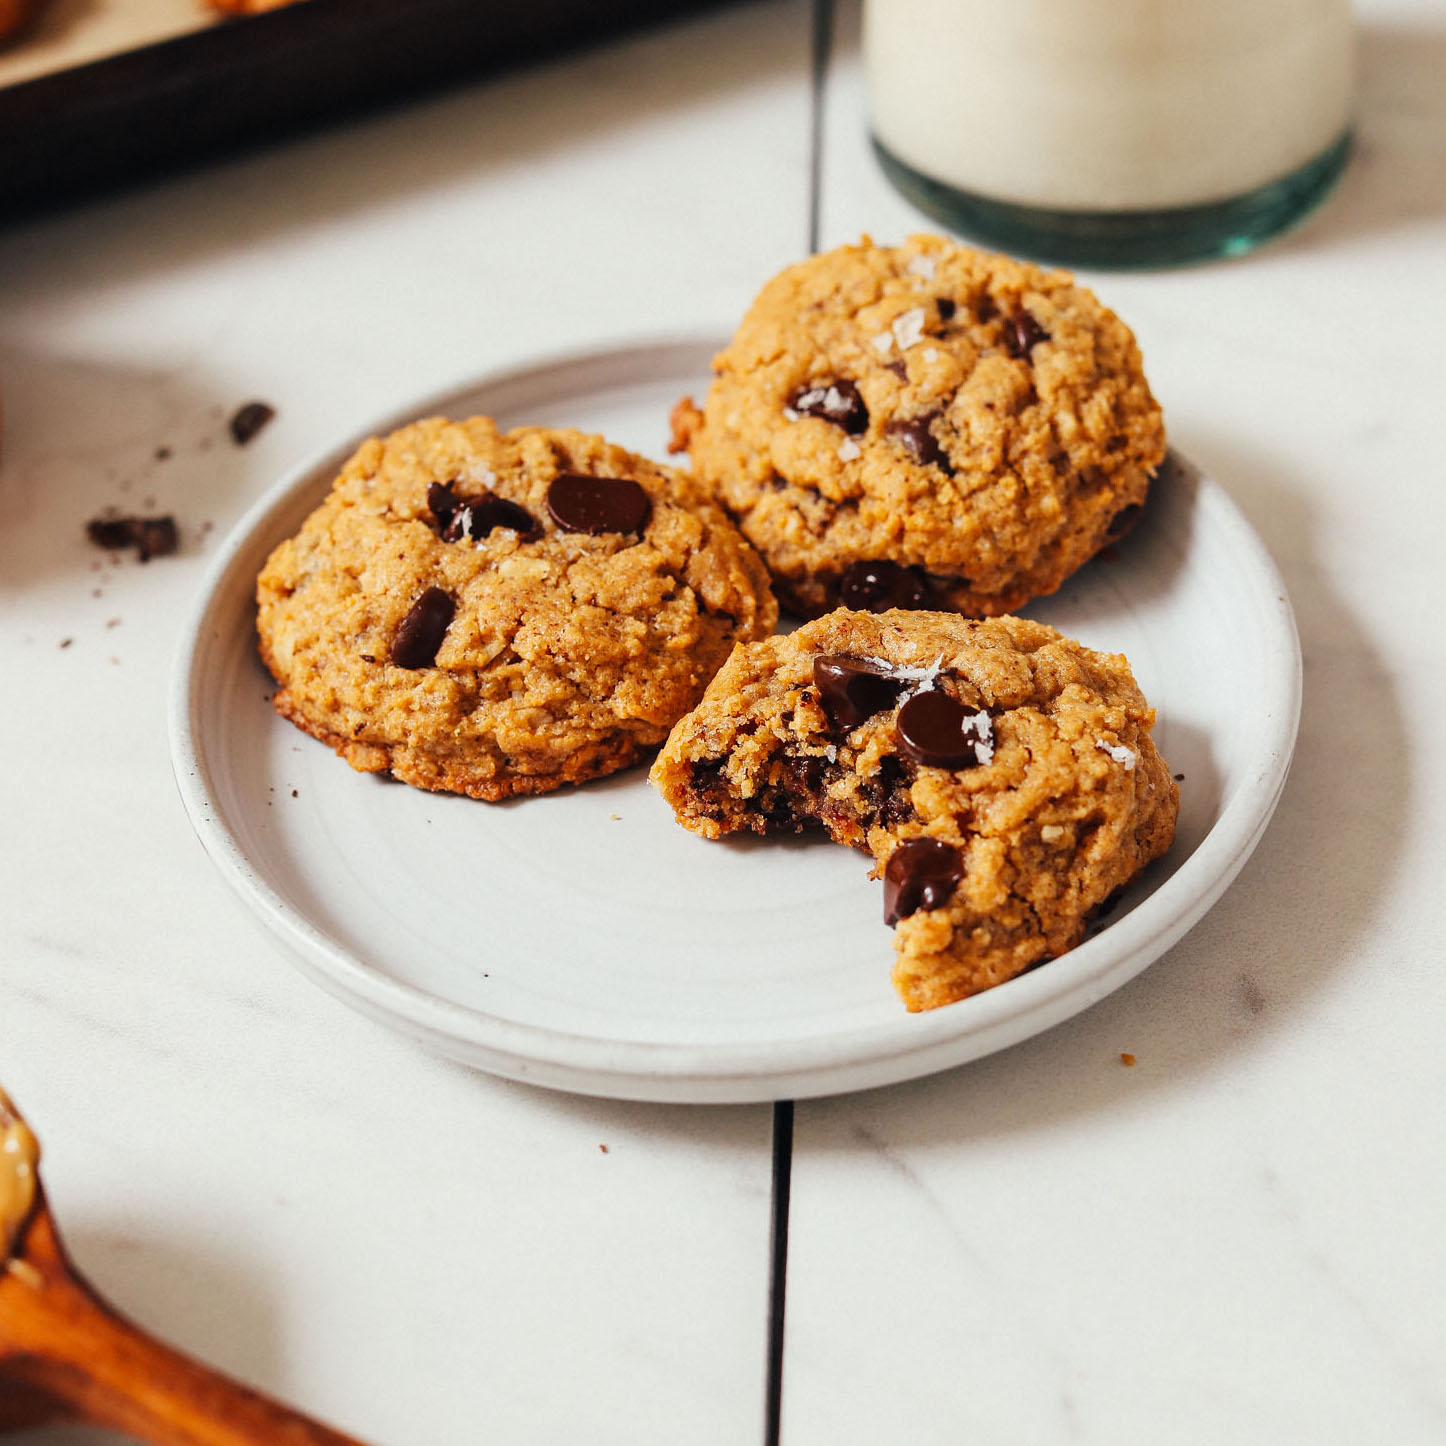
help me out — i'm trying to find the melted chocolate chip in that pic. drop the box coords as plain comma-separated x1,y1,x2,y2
546,474,651,535
896,692,994,768
229,401,275,446
472,496,540,538
838,560,932,612
1004,310,1049,359
430,482,541,541
885,414,949,470
788,379,869,435
1104,502,1143,543
883,838,964,926
812,656,907,729
427,481,461,531
935,297,956,322
390,587,455,669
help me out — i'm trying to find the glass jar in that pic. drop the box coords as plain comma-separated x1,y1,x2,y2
865,0,1354,267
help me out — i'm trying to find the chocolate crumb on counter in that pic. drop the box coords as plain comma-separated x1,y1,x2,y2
229,401,276,446
85,514,179,562
1120,1052,1137,1066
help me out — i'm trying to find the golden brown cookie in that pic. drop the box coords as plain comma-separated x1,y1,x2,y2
650,609,1177,1010
671,236,1165,617
257,419,776,800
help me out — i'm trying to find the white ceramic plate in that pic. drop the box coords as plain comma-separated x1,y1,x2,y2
170,337,1300,1103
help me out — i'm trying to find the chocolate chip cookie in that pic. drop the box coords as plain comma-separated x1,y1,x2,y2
670,236,1165,617
257,418,776,800
650,609,1177,1010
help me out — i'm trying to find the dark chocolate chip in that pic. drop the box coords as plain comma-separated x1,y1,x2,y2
470,495,540,539
85,514,178,562
229,401,276,446
788,379,869,435
390,587,455,669
935,297,957,321
812,655,907,729
885,413,949,470
1104,502,1143,543
546,474,651,535
1003,310,1049,359
838,560,932,612
427,481,461,531
896,692,994,768
976,292,999,324
885,359,909,381
884,838,964,926
447,498,540,542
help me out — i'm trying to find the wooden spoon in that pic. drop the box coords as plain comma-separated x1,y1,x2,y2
1,1093,369,1444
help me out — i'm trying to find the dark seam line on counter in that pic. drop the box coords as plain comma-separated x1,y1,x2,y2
805,0,833,254
764,1099,794,1446
766,9,831,1443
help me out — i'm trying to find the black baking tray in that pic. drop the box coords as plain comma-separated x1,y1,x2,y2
0,0,750,221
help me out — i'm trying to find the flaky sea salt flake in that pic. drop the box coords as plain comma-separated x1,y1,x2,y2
892,307,928,351
1097,740,1138,770
870,330,894,355
905,255,937,280
837,439,862,462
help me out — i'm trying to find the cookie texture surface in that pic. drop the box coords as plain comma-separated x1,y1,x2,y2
257,419,776,799
650,609,1177,1010
671,235,1165,617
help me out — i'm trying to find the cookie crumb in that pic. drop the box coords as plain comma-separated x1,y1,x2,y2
229,401,276,446
58,637,73,649
609,813,621,821
85,514,179,562
106,618,121,629
1173,772,1185,781
155,446,172,461
598,1144,609,1154
291,789,298,798
1120,1052,1136,1066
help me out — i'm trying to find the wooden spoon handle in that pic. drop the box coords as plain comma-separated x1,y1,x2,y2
2,1203,367,1446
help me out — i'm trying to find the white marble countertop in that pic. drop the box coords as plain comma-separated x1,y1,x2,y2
3,1,1444,1441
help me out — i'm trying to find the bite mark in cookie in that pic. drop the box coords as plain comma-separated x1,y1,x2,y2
650,608,1177,1010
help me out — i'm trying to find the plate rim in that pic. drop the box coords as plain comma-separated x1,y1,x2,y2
168,333,1302,1103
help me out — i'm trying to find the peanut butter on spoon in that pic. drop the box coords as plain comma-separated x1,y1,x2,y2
0,1082,370,1444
